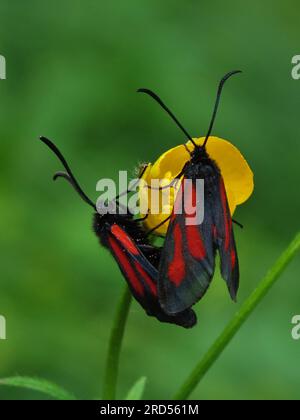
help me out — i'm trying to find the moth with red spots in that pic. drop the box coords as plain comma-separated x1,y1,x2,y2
39,136,196,328
138,70,242,314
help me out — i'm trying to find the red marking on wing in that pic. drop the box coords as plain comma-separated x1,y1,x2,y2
111,224,139,256
230,248,236,270
186,224,206,260
134,262,157,296
212,225,217,241
108,236,144,296
219,179,231,251
168,223,186,286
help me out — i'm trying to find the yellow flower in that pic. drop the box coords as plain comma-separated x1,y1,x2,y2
139,136,254,235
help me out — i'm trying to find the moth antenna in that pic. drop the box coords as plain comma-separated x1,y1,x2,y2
137,88,197,149
39,136,96,210
202,70,242,149
53,171,97,210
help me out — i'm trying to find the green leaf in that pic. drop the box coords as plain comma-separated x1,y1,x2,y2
173,232,300,400
125,376,147,400
0,376,76,400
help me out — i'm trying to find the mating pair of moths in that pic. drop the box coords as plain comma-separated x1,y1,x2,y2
40,71,241,328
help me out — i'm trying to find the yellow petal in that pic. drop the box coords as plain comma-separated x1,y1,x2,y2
139,137,254,235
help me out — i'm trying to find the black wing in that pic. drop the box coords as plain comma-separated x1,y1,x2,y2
158,178,216,314
107,223,197,328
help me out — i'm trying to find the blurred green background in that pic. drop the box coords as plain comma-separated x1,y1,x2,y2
0,0,299,400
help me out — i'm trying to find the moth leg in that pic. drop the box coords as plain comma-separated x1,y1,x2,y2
232,219,244,229
146,215,171,237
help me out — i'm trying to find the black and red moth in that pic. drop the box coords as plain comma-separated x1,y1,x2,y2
39,136,196,328
138,70,241,314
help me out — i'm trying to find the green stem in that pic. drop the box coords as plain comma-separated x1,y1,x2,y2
102,285,132,400
173,232,300,400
